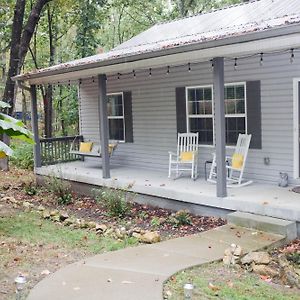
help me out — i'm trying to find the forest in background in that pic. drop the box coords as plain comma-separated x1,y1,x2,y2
0,0,241,138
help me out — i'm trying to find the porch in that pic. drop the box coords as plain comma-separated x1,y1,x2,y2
36,160,300,227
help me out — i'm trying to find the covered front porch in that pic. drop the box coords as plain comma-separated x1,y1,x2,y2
36,160,300,226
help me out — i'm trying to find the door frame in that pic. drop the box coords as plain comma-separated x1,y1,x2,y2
293,78,300,179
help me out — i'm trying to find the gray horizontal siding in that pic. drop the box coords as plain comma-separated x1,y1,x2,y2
79,53,300,184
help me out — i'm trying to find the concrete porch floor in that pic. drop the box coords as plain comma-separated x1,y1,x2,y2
36,161,300,227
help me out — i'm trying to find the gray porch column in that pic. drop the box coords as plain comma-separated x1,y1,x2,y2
30,85,42,168
213,57,227,197
98,74,110,178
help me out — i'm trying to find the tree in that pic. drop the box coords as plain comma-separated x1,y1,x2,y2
2,0,52,115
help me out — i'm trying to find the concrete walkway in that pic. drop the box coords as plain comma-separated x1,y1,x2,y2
27,224,285,300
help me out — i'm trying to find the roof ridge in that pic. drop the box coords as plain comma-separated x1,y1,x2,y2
156,0,263,26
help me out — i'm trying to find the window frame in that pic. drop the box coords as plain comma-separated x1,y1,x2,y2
107,92,126,142
186,84,215,147
185,82,247,147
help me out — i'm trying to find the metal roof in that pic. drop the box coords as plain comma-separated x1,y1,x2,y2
14,0,300,81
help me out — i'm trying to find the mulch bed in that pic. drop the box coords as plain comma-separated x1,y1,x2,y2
292,186,300,194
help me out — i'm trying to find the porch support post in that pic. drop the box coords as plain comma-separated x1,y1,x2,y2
213,57,227,198
98,74,110,179
30,84,42,168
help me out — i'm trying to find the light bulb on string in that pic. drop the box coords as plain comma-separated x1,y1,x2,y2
133,70,136,78
149,68,152,77
211,59,214,70
166,66,170,75
234,58,238,71
290,48,295,63
188,63,191,72
260,53,264,66
92,77,95,83
117,73,120,80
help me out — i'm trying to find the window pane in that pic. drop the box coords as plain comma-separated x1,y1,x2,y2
237,117,245,131
109,119,124,140
196,89,203,101
107,94,123,117
204,101,212,114
204,88,212,100
236,85,245,99
189,117,213,145
188,89,195,102
236,100,245,113
226,86,235,99
225,99,235,114
225,117,246,145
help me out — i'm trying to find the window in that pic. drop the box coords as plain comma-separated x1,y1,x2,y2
186,86,214,145
225,83,246,145
185,83,246,146
107,93,125,141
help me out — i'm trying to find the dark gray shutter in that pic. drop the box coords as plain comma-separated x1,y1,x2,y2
123,91,133,143
176,87,187,133
246,81,262,149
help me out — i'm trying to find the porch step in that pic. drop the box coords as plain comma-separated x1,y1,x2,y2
227,212,297,241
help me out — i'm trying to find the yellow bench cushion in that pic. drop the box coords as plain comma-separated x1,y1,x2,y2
180,151,194,161
108,144,117,155
0,151,7,159
232,153,244,169
79,142,93,153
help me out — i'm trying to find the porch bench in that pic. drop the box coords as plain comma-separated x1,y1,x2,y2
70,140,118,158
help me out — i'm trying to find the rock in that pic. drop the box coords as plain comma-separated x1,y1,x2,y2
51,215,60,222
140,231,161,244
278,255,300,288
50,210,59,217
223,244,242,266
37,205,45,211
23,201,34,209
241,252,271,265
42,211,51,219
95,224,107,233
132,227,142,233
59,212,69,222
132,232,142,239
64,217,76,226
252,264,279,277
87,221,97,229
233,245,243,257
1,196,17,204
223,255,233,266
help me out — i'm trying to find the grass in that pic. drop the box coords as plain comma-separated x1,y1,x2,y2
165,262,299,300
0,211,138,254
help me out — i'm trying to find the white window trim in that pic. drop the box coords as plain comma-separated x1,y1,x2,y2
186,85,214,147
185,82,247,148
107,92,125,142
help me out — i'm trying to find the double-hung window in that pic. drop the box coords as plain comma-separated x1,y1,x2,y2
224,83,246,145
107,93,125,141
186,86,214,145
186,83,247,146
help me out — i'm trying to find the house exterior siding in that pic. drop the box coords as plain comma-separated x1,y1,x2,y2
78,53,300,184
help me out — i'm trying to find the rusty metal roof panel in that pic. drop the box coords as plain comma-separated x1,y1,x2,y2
15,0,300,80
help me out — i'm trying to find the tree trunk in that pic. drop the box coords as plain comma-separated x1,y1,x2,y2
2,0,25,113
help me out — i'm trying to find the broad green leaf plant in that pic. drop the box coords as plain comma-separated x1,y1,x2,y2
0,101,34,158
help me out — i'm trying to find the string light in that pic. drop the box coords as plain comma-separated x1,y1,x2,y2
290,48,295,63
188,63,191,72
166,65,170,75
260,53,264,66
234,58,238,71
149,68,152,77
211,59,214,70
117,73,121,80
79,79,82,85
105,75,108,82
92,77,95,83
133,69,136,78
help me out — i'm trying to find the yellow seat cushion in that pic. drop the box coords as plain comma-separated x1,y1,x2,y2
0,151,7,159
108,144,117,155
180,151,194,161
232,153,244,169
79,142,93,153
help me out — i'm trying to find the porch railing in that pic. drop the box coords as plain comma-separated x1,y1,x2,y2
40,135,83,166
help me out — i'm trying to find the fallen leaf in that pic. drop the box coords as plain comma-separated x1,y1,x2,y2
41,269,51,276
208,282,221,291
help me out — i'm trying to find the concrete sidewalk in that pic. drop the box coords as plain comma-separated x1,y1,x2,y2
27,224,285,300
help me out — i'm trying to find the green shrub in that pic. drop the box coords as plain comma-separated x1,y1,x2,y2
10,142,34,170
24,181,38,196
168,210,192,227
47,175,73,205
150,216,161,228
94,187,131,218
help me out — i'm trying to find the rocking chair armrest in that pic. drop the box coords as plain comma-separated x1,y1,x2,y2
168,151,178,158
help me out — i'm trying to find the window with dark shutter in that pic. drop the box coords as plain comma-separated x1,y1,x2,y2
176,87,187,134
123,91,133,143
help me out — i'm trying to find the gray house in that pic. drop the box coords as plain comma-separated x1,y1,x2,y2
14,0,300,228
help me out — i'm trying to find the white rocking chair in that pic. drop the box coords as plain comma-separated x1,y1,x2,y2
168,132,199,180
208,134,253,187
